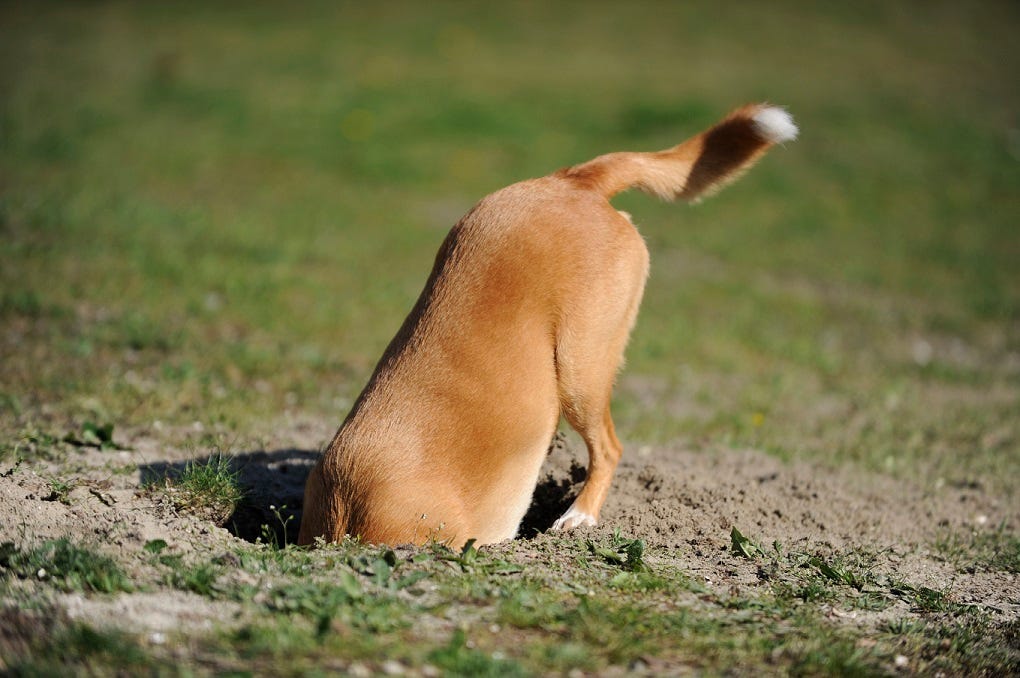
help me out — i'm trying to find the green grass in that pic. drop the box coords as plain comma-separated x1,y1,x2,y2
3,533,1018,675
0,538,132,594
0,428,65,465
150,452,244,525
43,476,76,505
3,619,171,677
178,535,1019,673
935,524,1020,574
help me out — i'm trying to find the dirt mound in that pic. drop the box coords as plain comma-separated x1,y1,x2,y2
532,436,1011,552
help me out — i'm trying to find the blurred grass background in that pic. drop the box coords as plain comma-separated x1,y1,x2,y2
1,1,1017,488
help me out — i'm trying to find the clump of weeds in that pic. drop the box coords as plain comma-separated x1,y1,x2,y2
149,451,244,525
0,538,132,593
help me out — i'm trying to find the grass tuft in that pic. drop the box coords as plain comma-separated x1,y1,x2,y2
428,629,529,677
935,525,1020,574
154,452,244,525
43,476,76,505
1,614,165,676
168,561,223,597
0,538,132,593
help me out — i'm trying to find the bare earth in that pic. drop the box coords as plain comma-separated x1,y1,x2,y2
2,412,1016,638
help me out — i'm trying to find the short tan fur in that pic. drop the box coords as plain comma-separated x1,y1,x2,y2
298,103,797,548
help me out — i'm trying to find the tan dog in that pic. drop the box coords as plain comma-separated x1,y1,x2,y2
298,103,797,548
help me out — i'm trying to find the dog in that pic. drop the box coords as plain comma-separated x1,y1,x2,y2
298,103,797,548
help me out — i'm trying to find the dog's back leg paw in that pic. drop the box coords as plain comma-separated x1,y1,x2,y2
551,504,598,531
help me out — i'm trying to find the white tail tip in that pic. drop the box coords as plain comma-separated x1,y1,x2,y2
752,106,798,143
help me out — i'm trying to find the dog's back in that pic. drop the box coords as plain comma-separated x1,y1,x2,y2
299,104,797,547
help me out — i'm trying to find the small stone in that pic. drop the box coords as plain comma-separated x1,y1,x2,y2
381,660,404,675
894,654,909,668
348,663,371,678
911,339,933,366
629,658,649,672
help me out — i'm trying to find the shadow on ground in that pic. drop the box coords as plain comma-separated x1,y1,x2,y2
140,448,319,546
518,462,585,539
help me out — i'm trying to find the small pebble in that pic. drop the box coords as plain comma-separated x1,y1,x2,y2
348,663,371,678
381,660,404,675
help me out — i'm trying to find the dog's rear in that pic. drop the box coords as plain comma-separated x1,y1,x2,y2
299,104,797,547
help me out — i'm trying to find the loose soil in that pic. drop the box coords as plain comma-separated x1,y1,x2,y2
2,412,1016,636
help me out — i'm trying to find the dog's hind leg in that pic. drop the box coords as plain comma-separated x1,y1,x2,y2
553,404,626,530
550,215,649,531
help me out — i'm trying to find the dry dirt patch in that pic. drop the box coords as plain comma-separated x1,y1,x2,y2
532,436,1018,618
1,419,1017,634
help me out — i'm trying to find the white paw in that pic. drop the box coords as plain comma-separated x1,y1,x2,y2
551,506,597,531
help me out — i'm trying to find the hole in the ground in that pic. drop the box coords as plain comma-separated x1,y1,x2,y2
139,448,318,546
517,432,587,539
140,433,588,545
516,462,586,538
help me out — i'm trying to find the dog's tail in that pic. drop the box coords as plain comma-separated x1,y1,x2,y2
558,103,797,202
